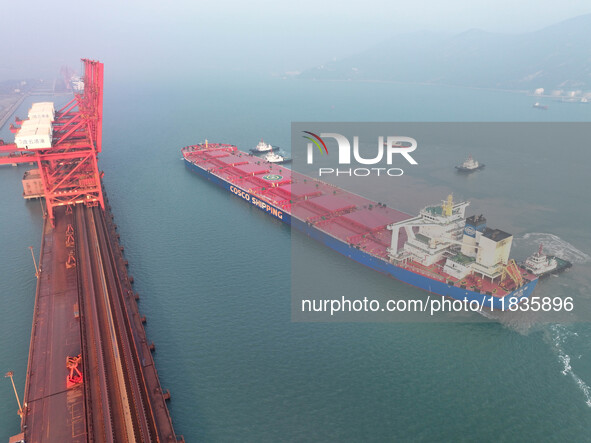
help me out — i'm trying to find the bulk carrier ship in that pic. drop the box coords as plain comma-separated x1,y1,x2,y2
181,141,539,310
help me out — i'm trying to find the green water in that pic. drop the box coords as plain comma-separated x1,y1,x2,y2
1,76,591,441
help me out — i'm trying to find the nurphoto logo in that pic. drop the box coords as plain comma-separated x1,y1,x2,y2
302,131,418,177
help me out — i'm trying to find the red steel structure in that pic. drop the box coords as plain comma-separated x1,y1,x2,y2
65,354,83,388
60,65,75,91
0,59,105,225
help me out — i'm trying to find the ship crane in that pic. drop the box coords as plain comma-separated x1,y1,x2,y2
427,235,478,250
0,59,105,226
386,195,469,256
501,259,524,287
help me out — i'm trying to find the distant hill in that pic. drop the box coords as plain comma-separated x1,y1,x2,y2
299,14,591,91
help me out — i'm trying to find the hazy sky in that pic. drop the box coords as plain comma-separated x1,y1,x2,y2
1,0,590,81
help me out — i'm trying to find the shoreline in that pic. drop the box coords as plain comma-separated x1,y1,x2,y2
286,76,531,95
0,91,73,132
0,93,28,131
286,76,591,101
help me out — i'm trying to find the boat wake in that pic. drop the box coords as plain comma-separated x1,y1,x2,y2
518,233,590,264
478,234,591,407
547,324,591,407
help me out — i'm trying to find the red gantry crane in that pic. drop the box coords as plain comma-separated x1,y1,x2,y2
0,59,105,226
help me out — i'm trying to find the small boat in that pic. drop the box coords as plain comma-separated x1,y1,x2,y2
455,155,484,172
250,139,276,154
522,243,572,278
533,102,549,110
263,151,292,164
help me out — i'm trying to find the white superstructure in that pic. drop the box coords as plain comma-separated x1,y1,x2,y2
264,152,285,163
387,195,469,267
27,102,55,121
71,76,84,92
14,102,55,149
253,139,273,152
457,155,481,170
387,195,517,282
524,244,558,275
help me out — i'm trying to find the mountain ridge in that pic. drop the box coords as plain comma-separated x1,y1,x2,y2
299,14,591,91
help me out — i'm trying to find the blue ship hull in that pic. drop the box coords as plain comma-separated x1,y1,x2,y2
184,159,538,310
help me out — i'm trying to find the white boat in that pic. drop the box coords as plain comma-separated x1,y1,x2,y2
523,244,558,276
455,155,484,172
264,152,284,163
250,139,275,153
263,151,291,164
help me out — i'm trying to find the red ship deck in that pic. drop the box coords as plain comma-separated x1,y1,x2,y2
183,143,537,297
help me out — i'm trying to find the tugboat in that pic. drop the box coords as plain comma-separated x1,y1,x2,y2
455,155,485,172
522,243,572,278
533,102,549,110
250,139,276,154
263,151,292,164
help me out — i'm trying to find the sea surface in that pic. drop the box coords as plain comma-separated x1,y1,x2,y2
1,76,591,441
